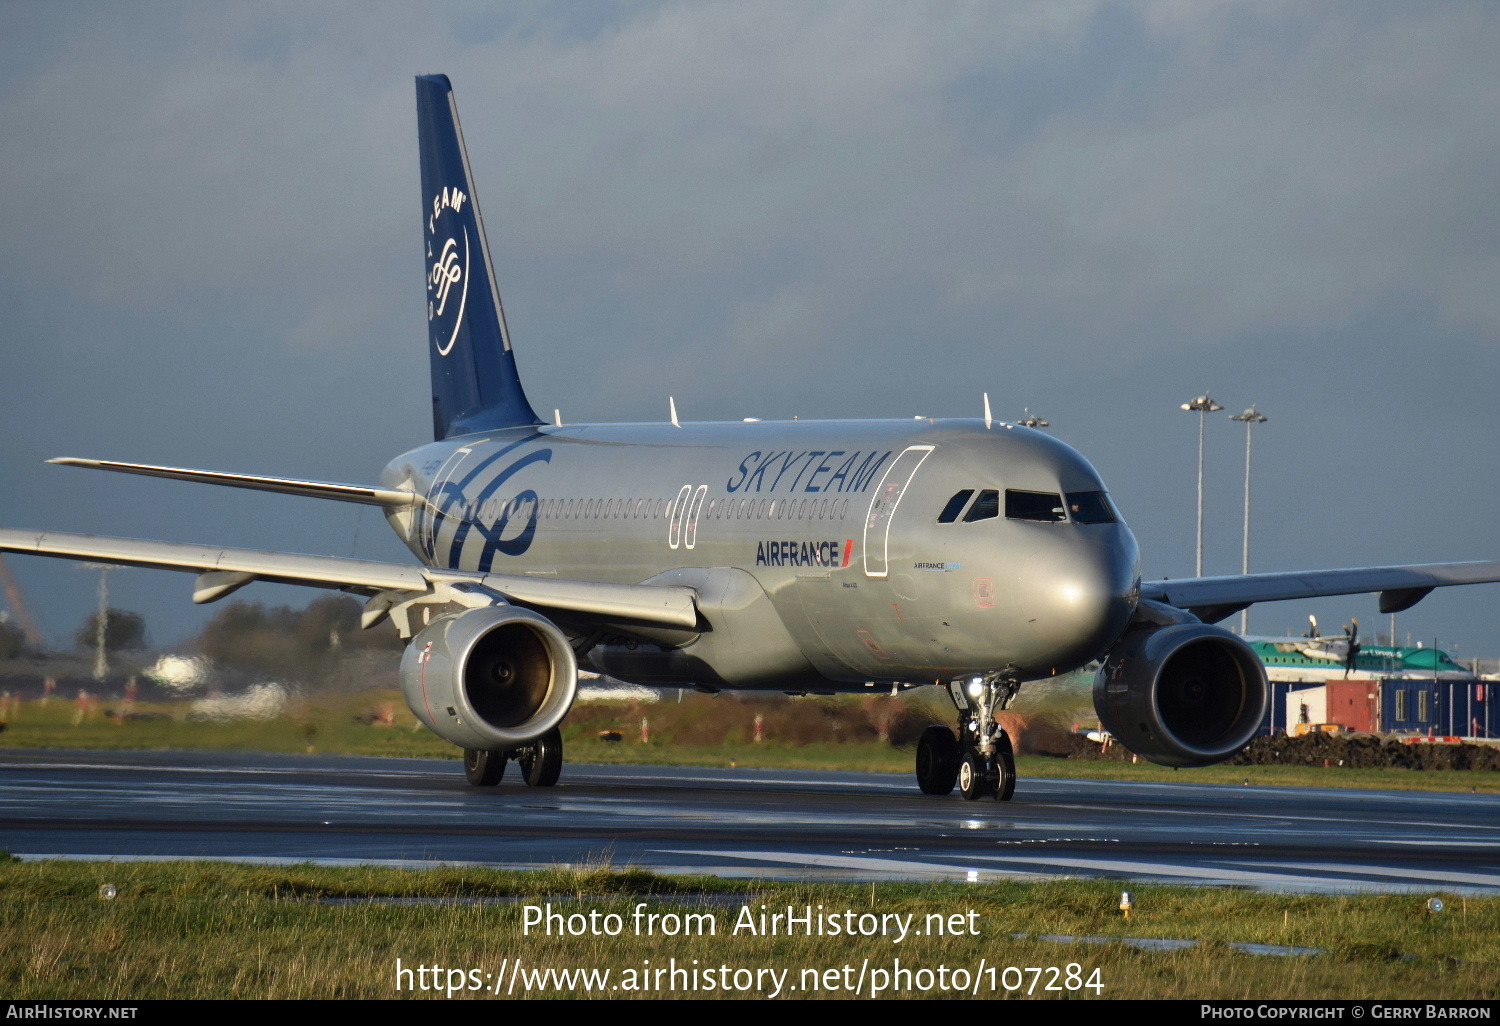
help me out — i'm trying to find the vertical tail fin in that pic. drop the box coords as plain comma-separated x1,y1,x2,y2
416,74,541,439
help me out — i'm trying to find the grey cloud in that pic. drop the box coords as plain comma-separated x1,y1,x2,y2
1,1,1495,652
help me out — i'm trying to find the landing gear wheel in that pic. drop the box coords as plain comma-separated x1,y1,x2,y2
958,750,995,801
994,731,1016,802
517,726,563,788
915,725,961,795
464,748,506,786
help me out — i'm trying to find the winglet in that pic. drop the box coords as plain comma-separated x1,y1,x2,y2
417,74,542,439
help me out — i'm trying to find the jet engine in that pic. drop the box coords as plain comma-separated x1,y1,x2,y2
1092,621,1268,767
399,606,578,751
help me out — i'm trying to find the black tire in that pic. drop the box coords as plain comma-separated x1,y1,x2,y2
994,731,1016,802
464,748,507,786
915,725,961,795
518,726,563,787
958,749,992,801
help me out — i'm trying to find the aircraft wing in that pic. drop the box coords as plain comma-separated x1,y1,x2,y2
47,458,418,507
1141,560,1500,623
0,528,700,630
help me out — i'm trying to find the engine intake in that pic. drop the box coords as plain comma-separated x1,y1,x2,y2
1092,622,1268,767
400,606,577,751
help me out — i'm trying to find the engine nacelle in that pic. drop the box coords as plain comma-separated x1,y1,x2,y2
1092,622,1268,767
400,606,578,751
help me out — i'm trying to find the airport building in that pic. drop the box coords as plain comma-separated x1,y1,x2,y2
1252,638,1500,738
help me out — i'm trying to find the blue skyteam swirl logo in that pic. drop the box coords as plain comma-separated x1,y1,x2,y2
426,187,470,357
421,436,551,571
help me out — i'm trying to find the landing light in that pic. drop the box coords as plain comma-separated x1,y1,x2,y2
967,678,984,697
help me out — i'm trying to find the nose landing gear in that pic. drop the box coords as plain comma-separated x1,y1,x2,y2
956,731,1015,801
913,671,1020,801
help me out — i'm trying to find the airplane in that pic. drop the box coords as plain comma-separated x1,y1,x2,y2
5,74,1500,801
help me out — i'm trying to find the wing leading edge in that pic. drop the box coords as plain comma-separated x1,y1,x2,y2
47,458,418,508
1142,561,1500,624
0,528,700,632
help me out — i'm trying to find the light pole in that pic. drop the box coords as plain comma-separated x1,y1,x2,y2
1229,405,1267,635
1180,393,1224,577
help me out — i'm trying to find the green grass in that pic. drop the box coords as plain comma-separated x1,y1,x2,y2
0,694,457,758
3,692,1499,792
2,859,1495,1000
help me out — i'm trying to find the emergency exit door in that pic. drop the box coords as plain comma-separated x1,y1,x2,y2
862,445,933,578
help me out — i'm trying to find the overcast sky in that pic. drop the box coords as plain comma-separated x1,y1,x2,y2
1,1,1497,660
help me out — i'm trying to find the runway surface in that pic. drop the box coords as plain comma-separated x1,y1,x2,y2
2,748,1498,894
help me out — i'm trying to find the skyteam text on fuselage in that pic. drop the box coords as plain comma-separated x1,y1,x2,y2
6,75,1500,800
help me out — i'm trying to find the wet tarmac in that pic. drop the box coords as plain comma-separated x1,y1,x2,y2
2,748,1497,894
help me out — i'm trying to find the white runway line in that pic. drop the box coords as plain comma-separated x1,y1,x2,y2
1044,801,1500,835
585,772,911,791
0,759,442,779
653,848,1052,880
966,854,1366,889
1225,860,1500,889
1372,839,1500,848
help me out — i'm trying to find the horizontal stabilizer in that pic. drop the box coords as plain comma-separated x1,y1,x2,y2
48,458,418,507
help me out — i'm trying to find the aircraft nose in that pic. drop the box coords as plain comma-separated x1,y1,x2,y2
1017,527,1138,670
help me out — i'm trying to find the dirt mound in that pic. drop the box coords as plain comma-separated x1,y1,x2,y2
1052,732,1137,762
1230,732,1500,771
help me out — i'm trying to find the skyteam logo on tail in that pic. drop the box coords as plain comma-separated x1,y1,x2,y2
427,187,470,356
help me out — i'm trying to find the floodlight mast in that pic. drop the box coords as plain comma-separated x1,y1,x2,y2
1180,392,1224,578
1229,405,1268,634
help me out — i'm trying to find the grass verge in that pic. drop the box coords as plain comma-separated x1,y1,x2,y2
1,858,1495,1000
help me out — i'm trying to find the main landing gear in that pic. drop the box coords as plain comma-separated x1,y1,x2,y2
914,671,1018,801
463,726,564,788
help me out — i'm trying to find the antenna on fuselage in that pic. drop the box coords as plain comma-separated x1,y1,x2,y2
669,396,681,428
553,409,562,427
983,393,993,430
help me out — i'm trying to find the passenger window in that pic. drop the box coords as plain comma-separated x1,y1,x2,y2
937,490,974,523
1065,491,1117,524
1005,490,1066,522
963,489,1000,522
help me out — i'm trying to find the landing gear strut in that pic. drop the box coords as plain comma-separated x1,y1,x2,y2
462,726,564,788
915,671,1019,801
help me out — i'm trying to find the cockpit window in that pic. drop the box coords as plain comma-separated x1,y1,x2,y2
1065,491,1117,524
1005,489,1066,522
963,489,1001,522
937,489,974,523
